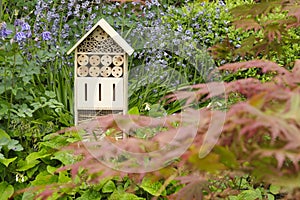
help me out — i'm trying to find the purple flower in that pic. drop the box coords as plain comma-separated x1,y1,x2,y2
0,28,12,38
91,13,96,20
82,1,89,9
63,24,69,31
87,7,92,14
177,25,183,32
41,31,51,41
0,22,12,38
21,22,30,31
15,32,27,41
185,30,192,35
14,19,23,26
26,31,32,38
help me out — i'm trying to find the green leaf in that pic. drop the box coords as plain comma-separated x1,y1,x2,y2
31,171,58,186
17,149,50,171
267,194,275,200
21,187,34,200
238,188,262,200
26,149,51,163
93,177,112,191
40,135,69,149
26,165,40,179
109,191,145,200
140,177,166,196
0,129,10,140
58,171,71,183
148,104,167,117
0,138,9,146
0,157,17,167
47,165,58,175
189,148,227,173
51,151,76,165
7,139,23,151
269,184,280,195
102,180,116,193
76,189,101,200
128,106,139,115
214,146,238,168
0,182,14,200
45,91,56,98
17,159,40,172
0,104,9,116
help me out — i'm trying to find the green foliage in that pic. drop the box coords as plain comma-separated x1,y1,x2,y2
0,181,14,200
102,180,116,193
1,0,300,199
140,177,167,196
163,0,254,59
47,58,300,199
211,0,300,68
108,191,145,200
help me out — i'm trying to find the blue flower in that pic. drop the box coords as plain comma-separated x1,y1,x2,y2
63,24,69,31
21,22,30,31
91,13,96,20
0,22,12,38
185,30,192,35
82,1,89,9
177,25,183,32
0,28,12,38
15,32,27,41
14,19,23,26
87,7,92,14
41,31,51,41
26,31,32,38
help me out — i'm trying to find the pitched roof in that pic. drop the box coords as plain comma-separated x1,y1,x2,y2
67,18,134,55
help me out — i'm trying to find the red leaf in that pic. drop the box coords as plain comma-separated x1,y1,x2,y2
218,60,289,74
233,18,262,32
285,5,300,23
292,60,300,76
172,175,208,200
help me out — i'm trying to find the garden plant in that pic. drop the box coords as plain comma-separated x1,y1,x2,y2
0,0,300,199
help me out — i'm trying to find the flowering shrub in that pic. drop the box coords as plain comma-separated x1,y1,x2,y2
163,0,255,64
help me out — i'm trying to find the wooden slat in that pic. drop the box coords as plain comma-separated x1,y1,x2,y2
67,19,134,56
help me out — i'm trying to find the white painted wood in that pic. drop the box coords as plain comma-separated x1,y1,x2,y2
123,54,128,115
67,19,134,56
70,19,134,126
74,49,79,125
122,54,128,138
76,77,124,109
76,52,125,55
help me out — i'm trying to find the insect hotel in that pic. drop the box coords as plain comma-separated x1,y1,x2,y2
67,19,134,125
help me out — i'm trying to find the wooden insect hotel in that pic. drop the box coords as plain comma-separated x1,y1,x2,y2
67,19,134,125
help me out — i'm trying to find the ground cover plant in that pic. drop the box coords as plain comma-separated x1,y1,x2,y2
0,0,300,199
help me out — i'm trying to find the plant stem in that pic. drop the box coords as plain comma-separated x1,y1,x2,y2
0,0,2,21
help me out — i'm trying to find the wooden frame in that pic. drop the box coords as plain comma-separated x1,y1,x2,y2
67,18,134,125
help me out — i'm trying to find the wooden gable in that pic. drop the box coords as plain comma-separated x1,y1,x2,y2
67,18,134,55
